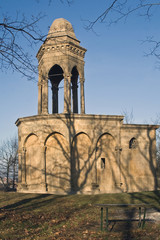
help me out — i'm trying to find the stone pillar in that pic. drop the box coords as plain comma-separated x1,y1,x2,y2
18,150,22,183
52,84,59,113
17,148,27,192
80,78,85,114
64,77,67,113
63,73,71,113
68,75,71,113
21,148,26,184
38,70,42,115
72,82,78,113
114,146,122,187
38,82,42,115
42,74,48,114
40,146,47,191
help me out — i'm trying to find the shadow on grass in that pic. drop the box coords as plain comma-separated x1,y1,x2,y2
108,218,153,232
1,191,160,212
0,193,91,214
0,194,62,211
129,191,160,212
0,191,160,240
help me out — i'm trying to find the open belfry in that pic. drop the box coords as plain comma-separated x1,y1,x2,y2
16,18,159,194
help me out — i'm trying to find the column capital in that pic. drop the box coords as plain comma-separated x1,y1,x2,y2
39,145,46,153
18,149,22,154
38,82,42,86
80,77,85,83
39,70,48,79
43,78,48,85
22,147,26,153
63,73,72,79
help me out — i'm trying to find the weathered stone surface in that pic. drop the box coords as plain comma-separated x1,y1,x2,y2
16,18,159,194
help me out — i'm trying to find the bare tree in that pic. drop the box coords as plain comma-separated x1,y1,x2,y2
49,0,73,5
0,12,45,81
0,136,18,191
152,116,160,175
85,1,160,28
121,108,134,124
82,1,160,61
1,1,160,79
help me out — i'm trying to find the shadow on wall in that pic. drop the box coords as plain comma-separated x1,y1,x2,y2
19,100,159,195
18,58,159,194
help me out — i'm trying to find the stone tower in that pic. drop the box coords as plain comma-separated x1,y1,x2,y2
16,18,158,194
36,18,86,115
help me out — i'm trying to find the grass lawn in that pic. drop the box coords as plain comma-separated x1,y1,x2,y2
0,191,160,240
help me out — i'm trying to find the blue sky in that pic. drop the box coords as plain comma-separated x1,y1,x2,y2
0,0,160,143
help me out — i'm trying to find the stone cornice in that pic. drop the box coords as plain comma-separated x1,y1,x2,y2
37,41,86,62
15,114,124,126
15,114,160,130
46,34,80,44
122,124,159,130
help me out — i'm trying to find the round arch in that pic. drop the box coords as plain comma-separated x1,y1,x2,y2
95,132,117,191
45,132,70,192
24,133,39,148
44,131,65,146
72,131,91,146
71,132,92,192
129,137,138,149
23,133,41,185
96,132,115,147
48,64,64,114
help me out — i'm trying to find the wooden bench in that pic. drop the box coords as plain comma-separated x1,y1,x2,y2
95,204,152,231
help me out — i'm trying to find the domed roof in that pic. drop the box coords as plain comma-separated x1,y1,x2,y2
47,18,76,39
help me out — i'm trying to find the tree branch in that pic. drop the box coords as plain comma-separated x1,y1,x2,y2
85,1,160,30
0,13,46,80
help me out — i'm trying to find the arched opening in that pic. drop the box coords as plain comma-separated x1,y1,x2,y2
71,66,79,113
129,137,137,149
96,133,117,192
24,134,41,185
45,132,69,192
48,64,64,114
72,132,91,192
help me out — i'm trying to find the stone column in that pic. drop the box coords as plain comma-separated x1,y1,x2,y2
38,70,43,115
52,84,59,113
17,148,27,192
80,78,85,114
38,82,42,115
72,82,78,113
68,75,71,113
40,146,47,191
18,150,22,183
21,147,26,184
64,77,67,113
42,74,48,114
63,73,71,113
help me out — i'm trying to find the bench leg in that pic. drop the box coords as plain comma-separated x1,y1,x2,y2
138,207,142,228
106,207,108,232
101,207,103,231
142,208,146,229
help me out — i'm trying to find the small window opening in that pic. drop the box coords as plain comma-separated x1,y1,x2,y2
129,138,137,149
101,158,105,169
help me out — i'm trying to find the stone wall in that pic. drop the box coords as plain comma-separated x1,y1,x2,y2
16,114,158,194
